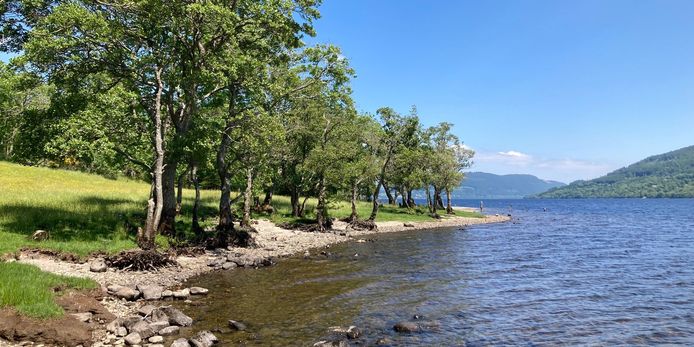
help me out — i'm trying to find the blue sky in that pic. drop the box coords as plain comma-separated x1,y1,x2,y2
308,0,694,182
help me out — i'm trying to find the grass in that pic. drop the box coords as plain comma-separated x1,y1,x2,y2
0,161,481,257
0,262,97,318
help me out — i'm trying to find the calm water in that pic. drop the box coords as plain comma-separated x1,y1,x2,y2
175,199,694,346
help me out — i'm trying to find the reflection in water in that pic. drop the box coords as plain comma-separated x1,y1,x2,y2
175,199,694,346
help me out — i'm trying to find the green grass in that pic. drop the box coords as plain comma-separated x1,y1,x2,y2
0,262,97,318
0,161,481,257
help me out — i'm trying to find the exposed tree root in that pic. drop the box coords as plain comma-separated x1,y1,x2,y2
105,250,177,271
347,219,378,231
278,219,333,233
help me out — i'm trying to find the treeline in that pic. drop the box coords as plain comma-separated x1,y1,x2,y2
0,1,472,249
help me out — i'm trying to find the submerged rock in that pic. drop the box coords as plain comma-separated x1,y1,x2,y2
346,326,361,339
190,287,209,295
393,321,421,333
189,330,218,347
313,340,348,347
227,320,247,331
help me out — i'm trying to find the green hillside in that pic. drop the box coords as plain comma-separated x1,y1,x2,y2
538,145,694,198
452,172,565,199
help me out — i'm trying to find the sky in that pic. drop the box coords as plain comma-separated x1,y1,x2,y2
307,0,694,183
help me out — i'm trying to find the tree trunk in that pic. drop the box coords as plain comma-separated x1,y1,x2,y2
434,185,444,210
216,121,234,240
191,164,202,236
368,180,382,221
139,68,165,250
241,168,254,227
159,160,178,236
176,169,185,215
446,187,454,214
349,182,359,222
406,188,415,208
425,184,434,214
382,179,396,205
290,188,300,217
261,188,273,209
299,196,309,217
316,175,328,232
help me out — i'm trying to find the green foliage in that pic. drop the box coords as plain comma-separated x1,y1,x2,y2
0,262,97,318
539,145,694,198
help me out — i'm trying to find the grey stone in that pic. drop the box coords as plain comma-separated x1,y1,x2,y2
346,326,361,339
189,287,208,295
106,319,121,333
313,341,348,347
123,332,141,345
170,338,191,347
147,308,169,324
221,262,237,270
207,258,225,267
148,320,170,333
393,321,420,333
129,321,154,339
148,336,164,343
158,326,180,336
227,320,246,331
108,285,140,301
122,316,143,331
90,259,108,272
138,285,164,301
116,327,128,337
137,305,156,316
161,290,173,298
161,307,193,326
70,312,92,322
189,331,218,347
172,288,190,299
148,345,164,347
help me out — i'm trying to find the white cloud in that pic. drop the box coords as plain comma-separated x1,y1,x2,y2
498,150,530,158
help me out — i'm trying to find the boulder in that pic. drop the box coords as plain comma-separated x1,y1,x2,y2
207,258,225,268
147,308,169,324
106,318,123,333
115,327,128,337
70,312,92,323
171,338,191,347
189,287,209,295
313,341,348,347
148,320,170,333
137,304,156,317
137,285,163,300
172,288,190,299
393,321,420,333
123,332,141,345
161,307,193,326
158,326,180,336
129,320,154,339
227,320,246,331
161,290,173,298
148,335,164,343
222,262,237,270
189,330,218,347
108,285,140,301
90,259,108,273
346,326,361,339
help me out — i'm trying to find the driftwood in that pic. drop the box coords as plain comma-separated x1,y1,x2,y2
105,250,177,271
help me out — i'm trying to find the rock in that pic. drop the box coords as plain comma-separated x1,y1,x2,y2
138,305,156,316
161,307,193,326
158,326,179,336
403,223,415,227
148,336,164,343
189,287,209,295
123,332,141,345
122,316,143,331
137,285,163,300
303,250,311,258
227,320,246,331
147,308,169,324
116,327,128,337
70,312,93,322
375,337,392,345
393,321,420,333
172,288,190,299
170,338,191,347
129,320,154,339
161,290,173,298
108,285,140,301
149,345,164,347
221,262,237,270
148,321,170,333
313,341,348,347
90,259,108,272
32,229,50,241
189,330,218,347
346,326,361,339
106,318,123,333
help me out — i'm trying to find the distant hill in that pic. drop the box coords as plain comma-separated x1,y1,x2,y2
449,172,565,199
538,145,694,198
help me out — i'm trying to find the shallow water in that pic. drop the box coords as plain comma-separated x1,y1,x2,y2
175,199,694,346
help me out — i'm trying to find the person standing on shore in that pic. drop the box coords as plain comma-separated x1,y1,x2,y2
480,201,484,212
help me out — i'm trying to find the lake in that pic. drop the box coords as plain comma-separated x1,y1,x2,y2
174,199,694,346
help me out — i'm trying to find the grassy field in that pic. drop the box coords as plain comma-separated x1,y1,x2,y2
0,262,97,317
0,161,481,256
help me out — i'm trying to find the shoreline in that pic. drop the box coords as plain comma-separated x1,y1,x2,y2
7,211,509,346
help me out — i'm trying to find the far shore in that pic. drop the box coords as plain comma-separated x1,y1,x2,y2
7,211,509,346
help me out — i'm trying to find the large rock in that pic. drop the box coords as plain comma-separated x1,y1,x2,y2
158,325,180,336
189,330,218,347
108,285,140,301
137,304,156,316
346,326,361,339
148,320,170,333
222,262,237,270
137,285,164,300
189,287,209,295
313,341,348,347
148,308,170,324
90,259,108,272
161,306,193,326
393,321,421,333
172,288,190,299
148,335,164,343
171,338,191,347
106,318,123,333
123,332,141,345
161,290,173,298
115,326,128,337
129,320,154,339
